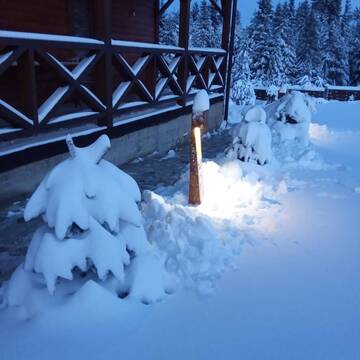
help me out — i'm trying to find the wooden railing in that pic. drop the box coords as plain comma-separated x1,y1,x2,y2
254,86,360,102
0,30,226,142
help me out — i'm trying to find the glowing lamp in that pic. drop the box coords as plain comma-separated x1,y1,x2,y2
189,109,208,205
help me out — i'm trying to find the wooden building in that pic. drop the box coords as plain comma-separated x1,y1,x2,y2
0,0,237,203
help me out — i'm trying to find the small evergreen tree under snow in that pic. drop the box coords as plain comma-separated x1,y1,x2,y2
265,91,314,147
227,106,272,166
0,135,169,317
231,48,255,106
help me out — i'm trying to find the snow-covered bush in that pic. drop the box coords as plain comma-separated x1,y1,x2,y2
266,85,279,100
227,106,272,166
231,78,256,106
265,91,315,147
0,135,169,316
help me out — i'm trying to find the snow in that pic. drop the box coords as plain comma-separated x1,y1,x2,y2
192,90,209,114
0,50,13,65
111,39,183,52
38,86,70,122
112,81,131,106
0,98,32,124
48,111,98,125
160,149,176,160
1,100,360,359
0,30,103,45
188,47,226,54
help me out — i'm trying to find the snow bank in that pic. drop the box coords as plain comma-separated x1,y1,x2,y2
141,159,281,295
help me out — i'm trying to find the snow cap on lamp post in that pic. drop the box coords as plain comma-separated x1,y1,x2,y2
189,90,209,205
192,89,210,127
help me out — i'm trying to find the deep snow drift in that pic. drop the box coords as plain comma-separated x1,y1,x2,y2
0,100,359,360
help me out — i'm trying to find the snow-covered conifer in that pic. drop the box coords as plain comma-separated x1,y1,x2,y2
160,10,179,46
0,135,169,316
248,0,274,85
191,0,219,48
227,106,272,165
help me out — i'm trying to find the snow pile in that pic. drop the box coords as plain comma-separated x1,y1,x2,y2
309,123,333,143
0,135,169,318
227,106,272,165
141,159,280,295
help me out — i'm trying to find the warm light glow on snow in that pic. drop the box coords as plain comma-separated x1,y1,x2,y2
197,161,262,220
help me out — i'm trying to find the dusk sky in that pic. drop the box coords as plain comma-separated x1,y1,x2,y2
240,0,360,25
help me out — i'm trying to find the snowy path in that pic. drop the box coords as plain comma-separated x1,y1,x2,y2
1,101,360,360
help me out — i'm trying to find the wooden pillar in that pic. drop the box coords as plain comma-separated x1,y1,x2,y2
155,0,160,44
178,0,191,105
93,0,113,128
221,0,237,122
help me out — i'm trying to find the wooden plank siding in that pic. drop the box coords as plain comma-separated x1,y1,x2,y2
112,0,156,43
0,0,70,35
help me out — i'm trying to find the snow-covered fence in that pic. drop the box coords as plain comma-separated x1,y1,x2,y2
0,30,226,143
254,86,360,102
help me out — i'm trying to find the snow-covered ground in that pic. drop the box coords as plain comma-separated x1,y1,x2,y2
1,100,360,359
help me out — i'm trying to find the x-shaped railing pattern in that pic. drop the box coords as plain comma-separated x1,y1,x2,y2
0,33,226,141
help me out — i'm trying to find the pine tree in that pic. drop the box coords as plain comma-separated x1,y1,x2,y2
248,0,274,85
296,0,311,79
191,0,218,48
231,34,256,105
273,2,297,84
350,7,360,85
159,11,179,46
322,0,349,85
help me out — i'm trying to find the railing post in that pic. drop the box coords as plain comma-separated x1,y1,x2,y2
94,0,113,128
222,0,237,122
178,0,191,106
155,0,160,44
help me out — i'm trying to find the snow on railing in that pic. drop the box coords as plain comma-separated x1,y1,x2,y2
0,30,104,46
0,29,227,143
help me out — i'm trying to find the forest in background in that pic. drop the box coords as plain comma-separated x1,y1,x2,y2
160,0,360,104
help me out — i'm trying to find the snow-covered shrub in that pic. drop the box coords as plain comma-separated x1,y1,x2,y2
266,85,279,99
227,106,272,166
231,78,256,106
0,135,169,316
265,91,315,147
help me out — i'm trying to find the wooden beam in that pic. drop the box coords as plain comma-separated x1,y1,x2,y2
224,0,237,122
159,0,176,16
155,0,160,43
17,49,38,126
209,0,223,17
178,0,191,104
93,0,113,127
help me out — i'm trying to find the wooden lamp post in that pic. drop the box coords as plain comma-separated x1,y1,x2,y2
189,90,209,205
